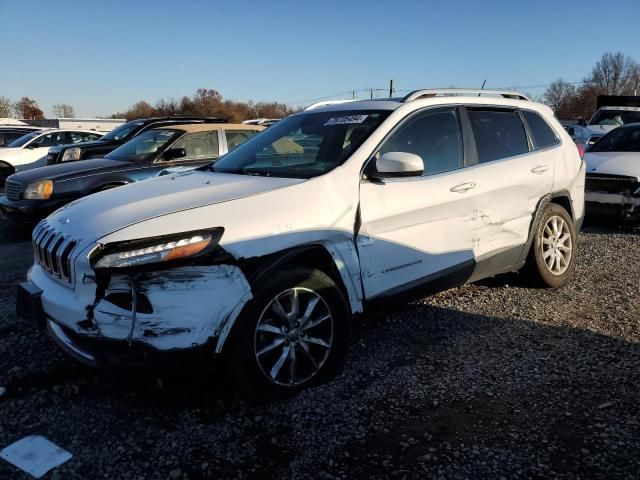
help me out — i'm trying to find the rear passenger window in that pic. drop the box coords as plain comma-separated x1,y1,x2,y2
522,111,559,149
225,130,259,152
379,109,463,176
467,109,529,163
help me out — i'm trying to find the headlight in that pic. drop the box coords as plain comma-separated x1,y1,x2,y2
92,229,224,270
24,180,53,200
61,147,81,162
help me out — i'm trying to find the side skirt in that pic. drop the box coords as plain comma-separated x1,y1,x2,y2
364,260,475,311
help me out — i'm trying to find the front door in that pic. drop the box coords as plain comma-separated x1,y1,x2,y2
150,130,221,176
357,107,477,300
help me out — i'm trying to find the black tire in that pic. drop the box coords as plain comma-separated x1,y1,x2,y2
525,203,577,288
228,266,350,400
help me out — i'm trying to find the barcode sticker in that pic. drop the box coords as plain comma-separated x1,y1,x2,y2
324,115,368,126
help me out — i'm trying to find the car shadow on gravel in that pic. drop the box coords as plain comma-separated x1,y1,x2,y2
2,299,638,479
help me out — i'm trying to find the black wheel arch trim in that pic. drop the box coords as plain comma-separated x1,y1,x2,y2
239,244,351,307
519,191,577,266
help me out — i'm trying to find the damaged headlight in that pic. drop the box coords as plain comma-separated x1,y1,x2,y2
92,228,224,270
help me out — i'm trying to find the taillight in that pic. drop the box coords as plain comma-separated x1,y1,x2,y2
577,144,585,159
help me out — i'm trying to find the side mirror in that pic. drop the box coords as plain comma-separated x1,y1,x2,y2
163,148,187,161
369,151,423,179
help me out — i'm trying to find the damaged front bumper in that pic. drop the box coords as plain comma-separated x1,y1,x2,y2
585,191,640,219
19,262,253,368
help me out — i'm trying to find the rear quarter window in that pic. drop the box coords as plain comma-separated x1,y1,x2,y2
467,109,529,163
522,111,559,149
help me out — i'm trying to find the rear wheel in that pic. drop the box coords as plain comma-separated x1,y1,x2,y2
228,266,349,400
525,203,577,288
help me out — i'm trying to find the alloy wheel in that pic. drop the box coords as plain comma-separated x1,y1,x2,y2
541,215,573,275
254,287,333,386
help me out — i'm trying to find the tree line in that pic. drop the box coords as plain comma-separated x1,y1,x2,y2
543,52,639,120
3,52,638,123
110,88,299,122
0,96,74,119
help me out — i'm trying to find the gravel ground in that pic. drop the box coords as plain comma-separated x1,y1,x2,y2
0,218,638,479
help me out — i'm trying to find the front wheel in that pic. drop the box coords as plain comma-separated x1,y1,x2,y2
228,266,349,400
525,203,577,288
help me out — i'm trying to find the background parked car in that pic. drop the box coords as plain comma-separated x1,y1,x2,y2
0,126,42,148
46,116,226,166
0,123,263,222
0,129,103,184
579,95,640,147
584,123,640,221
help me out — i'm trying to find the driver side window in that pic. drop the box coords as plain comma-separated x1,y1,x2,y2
379,109,463,176
170,132,220,161
32,132,68,148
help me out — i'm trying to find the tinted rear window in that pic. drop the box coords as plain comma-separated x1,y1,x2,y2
468,109,529,163
523,111,558,149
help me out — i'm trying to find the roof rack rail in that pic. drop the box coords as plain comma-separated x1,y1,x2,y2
402,89,530,103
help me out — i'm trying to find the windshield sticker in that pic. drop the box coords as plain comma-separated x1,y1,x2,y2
324,115,368,126
158,131,174,137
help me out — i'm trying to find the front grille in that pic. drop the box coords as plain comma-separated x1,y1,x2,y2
5,179,22,200
585,173,640,195
32,222,78,283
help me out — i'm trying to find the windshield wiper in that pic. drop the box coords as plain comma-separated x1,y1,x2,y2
241,168,272,177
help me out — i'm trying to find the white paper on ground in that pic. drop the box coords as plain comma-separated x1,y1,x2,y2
0,435,72,478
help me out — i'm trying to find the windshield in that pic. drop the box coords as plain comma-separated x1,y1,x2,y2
213,110,390,178
588,126,640,153
100,121,144,141
589,109,640,127
6,131,39,148
106,129,180,161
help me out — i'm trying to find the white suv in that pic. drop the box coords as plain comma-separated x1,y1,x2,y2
18,90,585,398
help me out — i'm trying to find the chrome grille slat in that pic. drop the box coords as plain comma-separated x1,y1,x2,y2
56,238,72,280
31,222,78,284
5,180,22,200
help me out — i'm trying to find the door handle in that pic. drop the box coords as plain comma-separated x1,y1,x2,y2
450,182,476,193
531,165,549,174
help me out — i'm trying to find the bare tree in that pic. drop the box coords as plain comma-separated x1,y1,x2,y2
52,103,75,118
543,79,577,117
13,97,44,120
0,96,13,117
584,52,639,95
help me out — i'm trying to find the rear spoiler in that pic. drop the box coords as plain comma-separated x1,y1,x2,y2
596,95,640,109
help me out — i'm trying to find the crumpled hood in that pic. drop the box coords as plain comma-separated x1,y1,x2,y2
48,171,304,243
585,152,640,180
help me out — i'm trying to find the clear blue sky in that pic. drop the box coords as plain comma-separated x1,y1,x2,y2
1,0,639,117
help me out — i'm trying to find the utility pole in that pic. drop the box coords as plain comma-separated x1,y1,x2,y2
389,79,394,98
370,88,373,100
352,90,356,100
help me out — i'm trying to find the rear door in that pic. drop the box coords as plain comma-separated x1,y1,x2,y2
357,107,477,299
463,107,554,273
